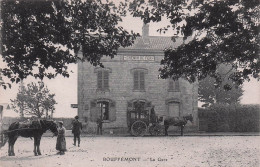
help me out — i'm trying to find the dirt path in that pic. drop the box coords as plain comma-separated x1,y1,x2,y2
0,136,259,167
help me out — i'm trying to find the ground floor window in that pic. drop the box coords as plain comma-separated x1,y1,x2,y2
97,101,109,121
90,99,116,122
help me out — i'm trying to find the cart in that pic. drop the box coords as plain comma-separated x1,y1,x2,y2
127,108,164,137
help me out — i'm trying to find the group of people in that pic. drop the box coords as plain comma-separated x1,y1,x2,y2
55,106,156,155
55,116,82,155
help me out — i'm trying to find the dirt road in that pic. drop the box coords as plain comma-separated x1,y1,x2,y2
0,136,259,167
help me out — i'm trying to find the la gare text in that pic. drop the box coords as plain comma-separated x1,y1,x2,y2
103,157,168,162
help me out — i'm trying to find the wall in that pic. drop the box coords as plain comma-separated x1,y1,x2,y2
78,51,198,134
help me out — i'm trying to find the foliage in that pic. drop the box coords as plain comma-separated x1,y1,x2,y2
11,81,57,118
128,0,260,88
1,0,137,86
198,104,260,132
199,64,244,107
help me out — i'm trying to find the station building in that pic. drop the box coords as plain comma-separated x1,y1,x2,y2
77,24,198,134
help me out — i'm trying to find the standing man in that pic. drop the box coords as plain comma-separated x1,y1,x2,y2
72,116,83,147
96,118,103,135
150,105,157,123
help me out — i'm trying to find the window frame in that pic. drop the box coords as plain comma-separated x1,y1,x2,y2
94,68,112,92
131,68,148,92
97,101,110,121
90,98,116,122
168,79,180,92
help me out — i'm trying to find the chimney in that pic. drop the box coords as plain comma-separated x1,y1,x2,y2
142,22,150,44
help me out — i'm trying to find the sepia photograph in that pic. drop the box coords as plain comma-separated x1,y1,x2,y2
0,0,259,166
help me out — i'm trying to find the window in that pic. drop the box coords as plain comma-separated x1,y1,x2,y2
168,102,180,117
131,67,149,91
168,79,180,92
97,70,109,90
134,70,145,90
90,99,116,122
97,101,109,121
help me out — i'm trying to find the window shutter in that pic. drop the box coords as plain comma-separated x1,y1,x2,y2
146,102,151,108
91,101,96,108
140,71,145,90
110,101,115,108
133,71,139,90
103,71,109,90
97,71,102,89
109,101,116,122
127,102,132,108
90,101,99,122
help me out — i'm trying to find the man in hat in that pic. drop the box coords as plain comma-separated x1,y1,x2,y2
150,105,157,123
72,116,83,147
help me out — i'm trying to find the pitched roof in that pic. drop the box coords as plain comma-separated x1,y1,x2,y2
120,36,184,51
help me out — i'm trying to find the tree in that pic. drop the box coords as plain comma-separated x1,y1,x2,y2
11,81,57,118
1,0,137,86
128,0,259,88
199,64,244,107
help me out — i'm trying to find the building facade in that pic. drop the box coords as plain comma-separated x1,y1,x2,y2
78,24,198,134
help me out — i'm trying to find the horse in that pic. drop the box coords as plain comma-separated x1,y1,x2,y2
164,114,193,136
1,119,58,156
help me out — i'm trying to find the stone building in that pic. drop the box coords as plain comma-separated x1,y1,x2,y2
77,24,198,134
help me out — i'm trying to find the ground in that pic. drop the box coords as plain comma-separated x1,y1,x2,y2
0,136,259,167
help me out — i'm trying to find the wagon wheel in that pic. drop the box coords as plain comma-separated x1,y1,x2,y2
149,124,164,136
131,121,147,137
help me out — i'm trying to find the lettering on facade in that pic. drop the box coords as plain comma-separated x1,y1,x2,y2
123,56,155,61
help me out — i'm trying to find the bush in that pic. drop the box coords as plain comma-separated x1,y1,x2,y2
198,104,260,132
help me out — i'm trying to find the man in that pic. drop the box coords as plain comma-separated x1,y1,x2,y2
150,105,157,123
96,118,103,135
72,116,83,147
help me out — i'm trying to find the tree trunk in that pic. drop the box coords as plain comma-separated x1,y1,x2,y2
45,109,48,118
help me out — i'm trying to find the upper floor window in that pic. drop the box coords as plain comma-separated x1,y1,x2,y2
95,68,111,91
168,79,180,92
131,68,148,91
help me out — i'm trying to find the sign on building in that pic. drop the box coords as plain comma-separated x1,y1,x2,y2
71,104,78,108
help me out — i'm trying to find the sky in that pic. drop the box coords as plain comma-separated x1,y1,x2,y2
0,12,259,118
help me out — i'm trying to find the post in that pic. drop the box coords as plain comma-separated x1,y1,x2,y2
19,80,25,118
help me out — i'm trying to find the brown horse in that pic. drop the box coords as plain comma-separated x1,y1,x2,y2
164,114,193,136
1,119,58,156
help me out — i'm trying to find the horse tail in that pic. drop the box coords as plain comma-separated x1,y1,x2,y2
0,131,8,149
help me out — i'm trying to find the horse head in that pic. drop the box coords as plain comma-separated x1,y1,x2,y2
183,114,193,123
42,120,58,136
